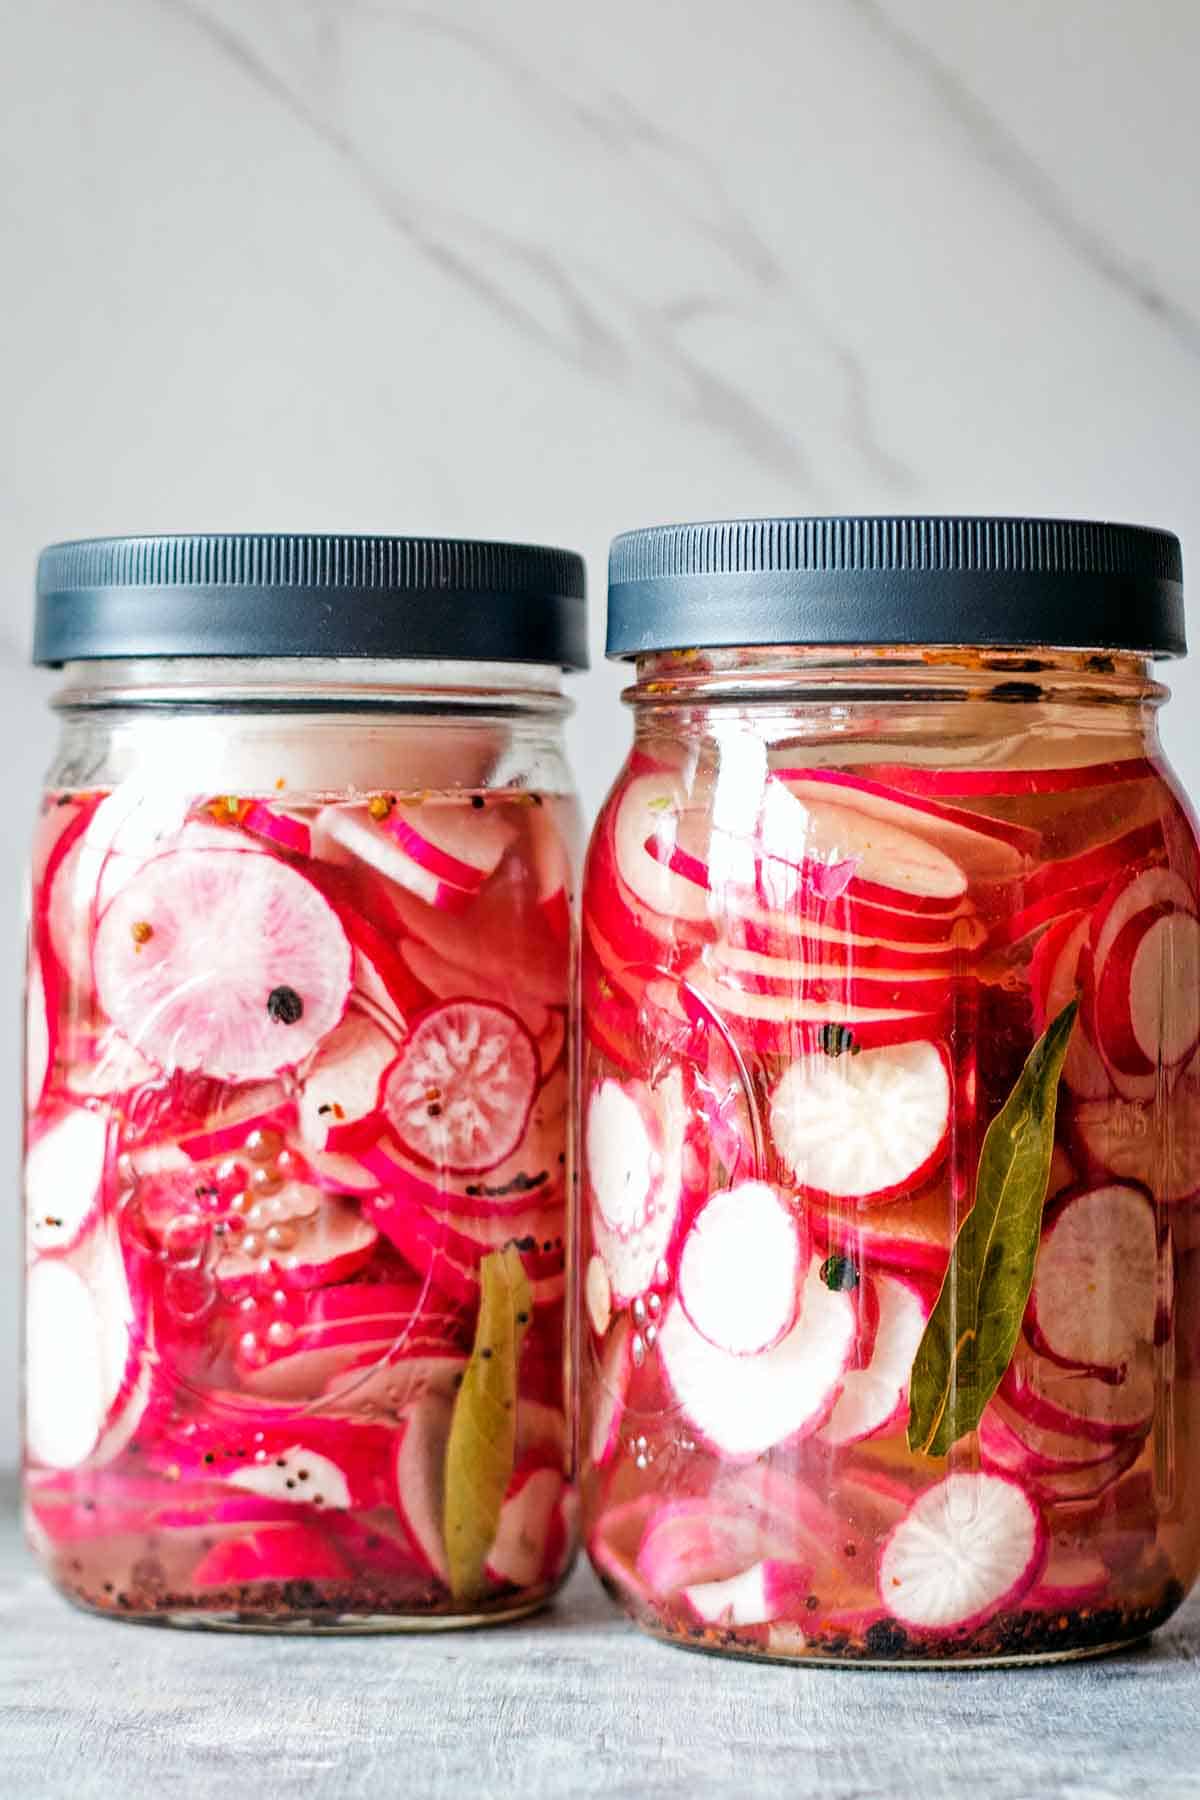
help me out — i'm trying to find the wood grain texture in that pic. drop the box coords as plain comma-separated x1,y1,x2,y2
2,1478,1199,1799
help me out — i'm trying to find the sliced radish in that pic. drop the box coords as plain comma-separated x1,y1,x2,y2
385,797,513,891
393,1390,455,1581
485,1461,566,1589
757,779,968,911
94,849,353,1081
384,880,571,1010
613,774,713,923
234,1283,463,1399
684,1559,814,1628
231,800,312,857
769,1040,950,1204
1095,904,1200,1076
297,1007,398,1152
813,1180,952,1279
1001,1341,1156,1444
227,1445,358,1512
677,1182,802,1356
313,806,473,912
529,804,572,943
587,1079,657,1233
679,966,947,1059
25,1105,108,1253
192,1522,351,1589
62,1029,158,1100
635,1499,800,1599
1032,914,1112,1100
1070,1066,1200,1205
770,767,1039,879
585,1254,612,1337
1027,1185,1157,1376
1028,1551,1111,1608
979,1402,1118,1477
658,1258,856,1459
382,1000,538,1175
1031,1443,1141,1504
590,1069,686,1305
706,943,953,1014
399,936,550,1040
26,950,52,1113
590,1316,633,1468
364,1185,563,1311
864,758,1156,798
212,1191,379,1298
26,1230,142,1470
819,1274,929,1447
879,1473,1045,1633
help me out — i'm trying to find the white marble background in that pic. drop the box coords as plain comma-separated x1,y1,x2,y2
3,0,1200,1465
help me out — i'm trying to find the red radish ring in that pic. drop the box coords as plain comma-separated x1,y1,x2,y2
678,967,949,1059
588,1069,687,1305
769,1040,951,1205
878,1474,1045,1633
1095,904,1200,1076
297,1007,399,1153
770,767,1039,878
234,801,312,857
94,848,353,1081
683,1558,814,1628
812,1180,952,1280
705,943,954,1014
614,773,713,923
1026,1185,1158,1377
677,1182,802,1356
25,1104,109,1254
383,798,514,893
757,779,968,913
818,1273,929,1447
313,806,474,913
1000,1341,1155,1444
1069,1062,1200,1205
657,1258,856,1459
1031,913,1111,1100
382,1000,538,1176
864,758,1156,798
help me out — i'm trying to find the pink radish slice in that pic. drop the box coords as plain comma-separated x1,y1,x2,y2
684,1559,814,1628
1031,1443,1141,1504
613,773,713,923
726,912,967,970
813,1182,952,1279
1001,1342,1156,1444
384,798,514,891
771,768,1039,879
312,806,473,912
705,944,953,1014
25,1232,141,1470
1091,864,1195,980
233,801,312,857
1027,1185,1157,1375
94,849,353,1081
382,1000,538,1175
63,1030,158,1100
25,1104,108,1253
535,1009,567,1082
585,1255,612,1337
757,779,967,912
364,1185,563,1310
978,1403,1117,1477
677,1182,802,1356
679,967,948,1059
398,936,550,1039
393,1391,455,1581
1095,904,1200,1075
879,1473,1045,1633
1028,1551,1110,1608
485,1461,566,1589
530,806,572,943
385,880,571,1011
1070,1064,1200,1204
26,950,52,1112
590,1317,633,1468
587,1079,657,1233
864,758,1156,798
588,1496,657,1610
819,1274,929,1447
192,1522,351,1589
335,901,431,1028
635,1500,801,1600
769,1040,950,1204
657,1258,856,1459
232,1281,463,1397
589,1069,686,1305
1032,914,1112,1100
298,1007,398,1152
213,1192,379,1297
356,1113,563,1223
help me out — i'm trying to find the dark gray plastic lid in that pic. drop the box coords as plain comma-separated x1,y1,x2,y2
607,516,1184,659
35,534,588,669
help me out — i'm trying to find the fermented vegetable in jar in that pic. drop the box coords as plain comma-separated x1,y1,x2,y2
25,533,586,1629
580,516,1200,1665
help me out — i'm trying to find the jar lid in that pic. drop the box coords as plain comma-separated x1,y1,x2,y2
34,534,588,669
607,516,1184,659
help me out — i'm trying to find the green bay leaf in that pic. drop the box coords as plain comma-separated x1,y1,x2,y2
443,1245,532,1601
906,997,1078,1459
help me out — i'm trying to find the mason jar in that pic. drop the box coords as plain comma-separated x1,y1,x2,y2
24,533,585,1630
580,515,1200,1665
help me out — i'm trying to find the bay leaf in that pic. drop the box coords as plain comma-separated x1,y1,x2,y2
906,997,1078,1458
443,1245,532,1601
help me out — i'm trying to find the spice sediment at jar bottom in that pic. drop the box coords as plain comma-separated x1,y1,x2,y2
581,515,1200,1664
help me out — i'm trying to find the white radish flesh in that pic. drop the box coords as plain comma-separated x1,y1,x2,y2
298,1007,397,1151
684,1559,813,1627
590,1070,686,1305
759,780,967,909
228,1447,353,1510
393,1392,455,1581
485,1464,565,1588
771,768,1037,880
1029,1185,1157,1374
769,1041,950,1203
658,1259,856,1459
677,1182,801,1356
94,849,353,1081
25,1106,108,1253
1033,915,1112,1101
383,1000,538,1175
1071,1062,1200,1205
585,1254,612,1337
879,1474,1045,1632
586,1080,656,1232
819,1274,929,1446
1097,906,1200,1074
613,775,712,922
1002,1342,1156,1443
590,1317,633,1468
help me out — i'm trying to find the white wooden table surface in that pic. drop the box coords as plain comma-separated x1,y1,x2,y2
2,1477,1199,1799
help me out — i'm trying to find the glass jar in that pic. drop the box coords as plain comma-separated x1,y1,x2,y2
24,533,586,1630
580,516,1200,1665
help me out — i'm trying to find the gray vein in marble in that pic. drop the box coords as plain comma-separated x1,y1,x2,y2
161,0,911,495
854,0,1200,360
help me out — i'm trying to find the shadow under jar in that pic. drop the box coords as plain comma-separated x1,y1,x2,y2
580,516,1200,1666
24,533,586,1630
